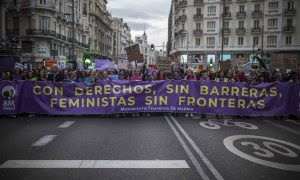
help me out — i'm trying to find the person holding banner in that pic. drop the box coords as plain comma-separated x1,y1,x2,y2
102,70,110,81
78,71,91,84
37,70,47,82
130,69,142,81
200,70,210,82
226,69,235,82
215,70,227,82
185,69,196,117
130,69,142,117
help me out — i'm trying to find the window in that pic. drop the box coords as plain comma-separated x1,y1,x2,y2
224,37,229,46
287,19,293,27
287,1,294,10
254,4,261,12
83,3,87,15
286,36,292,45
268,18,278,28
196,38,201,46
59,24,62,34
269,2,279,11
208,6,216,15
267,35,277,45
225,6,230,14
224,21,229,29
207,37,215,46
68,27,72,38
182,24,185,30
239,5,245,13
39,16,50,30
254,20,260,28
196,8,202,15
40,0,47,5
182,9,186,15
53,22,56,32
238,21,244,29
253,37,259,45
238,37,244,45
207,21,215,31
196,23,201,30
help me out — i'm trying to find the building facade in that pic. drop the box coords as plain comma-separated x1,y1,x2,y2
135,32,158,65
5,0,113,68
112,18,133,63
168,0,300,70
88,0,113,61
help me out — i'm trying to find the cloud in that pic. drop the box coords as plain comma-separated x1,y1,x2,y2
107,0,171,46
125,21,152,31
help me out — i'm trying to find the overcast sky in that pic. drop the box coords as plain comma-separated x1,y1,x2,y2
107,0,171,48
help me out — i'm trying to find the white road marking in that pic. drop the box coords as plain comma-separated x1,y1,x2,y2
224,135,300,172
164,116,209,180
58,121,75,128
264,120,300,135
31,135,57,147
170,115,224,180
286,120,300,126
0,160,189,169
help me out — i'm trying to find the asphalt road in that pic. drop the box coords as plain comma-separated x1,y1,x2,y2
0,114,299,180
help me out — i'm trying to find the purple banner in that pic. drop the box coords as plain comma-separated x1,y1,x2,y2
0,81,299,116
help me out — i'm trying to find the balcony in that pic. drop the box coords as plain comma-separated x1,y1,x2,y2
175,30,187,38
237,12,246,18
20,1,57,12
67,37,74,43
284,9,296,16
222,28,231,34
179,1,187,8
236,0,247,2
251,27,262,33
194,0,204,5
193,29,203,36
252,11,262,17
178,15,187,22
223,12,232,19
6,29,19,36
236,28,246,34
284,26,295,32
26,29,56,38
194,14,203,20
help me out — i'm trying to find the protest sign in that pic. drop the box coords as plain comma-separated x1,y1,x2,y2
95,59,110,71
219,60,231,71
157,57,172,72
1,81,299,116
125,44,144,63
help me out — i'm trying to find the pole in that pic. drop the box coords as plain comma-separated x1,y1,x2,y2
252,45,255,67
72,0,75,67
163,42,165,57
221,0,225,63
261,0,264,63
186,31,189,69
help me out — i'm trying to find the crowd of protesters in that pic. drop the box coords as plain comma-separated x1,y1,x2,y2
1,65,299,118
1,65,299,84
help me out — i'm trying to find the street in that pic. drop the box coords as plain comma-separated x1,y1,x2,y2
0,115,299,180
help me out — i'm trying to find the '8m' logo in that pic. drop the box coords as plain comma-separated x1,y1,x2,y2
1,86,16,111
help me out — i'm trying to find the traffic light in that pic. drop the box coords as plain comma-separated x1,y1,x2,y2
150,44,155,51
209,58,213,67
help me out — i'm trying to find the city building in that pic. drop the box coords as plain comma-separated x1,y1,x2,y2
135,32,158,65
5,0,113,69
112,18,133,63
168,0,300,70
0,0,6,41
87,0,113,61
